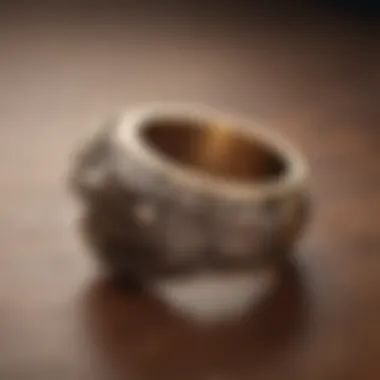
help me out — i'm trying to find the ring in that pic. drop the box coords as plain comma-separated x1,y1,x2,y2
70,104,310,321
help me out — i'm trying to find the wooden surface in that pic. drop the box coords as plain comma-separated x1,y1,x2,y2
0,7,379,380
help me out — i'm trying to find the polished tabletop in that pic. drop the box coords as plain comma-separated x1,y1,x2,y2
0,6,379,380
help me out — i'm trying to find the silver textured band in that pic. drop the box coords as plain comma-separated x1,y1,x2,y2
70,104,310,285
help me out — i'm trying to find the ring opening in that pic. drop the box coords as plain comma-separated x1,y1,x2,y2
142,118,287,185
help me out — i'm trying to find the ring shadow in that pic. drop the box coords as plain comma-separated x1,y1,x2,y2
83,260,310,379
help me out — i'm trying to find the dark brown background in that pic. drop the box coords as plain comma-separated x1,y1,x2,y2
0,4,379,379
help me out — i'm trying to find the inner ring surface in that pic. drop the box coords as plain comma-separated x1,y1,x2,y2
141,118,287,185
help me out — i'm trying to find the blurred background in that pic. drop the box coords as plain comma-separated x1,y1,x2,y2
0,1,379,379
